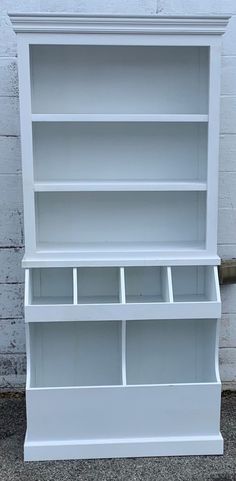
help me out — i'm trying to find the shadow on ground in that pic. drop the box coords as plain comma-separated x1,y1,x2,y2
0,391,235,481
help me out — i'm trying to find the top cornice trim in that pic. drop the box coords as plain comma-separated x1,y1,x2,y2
8,13,230,35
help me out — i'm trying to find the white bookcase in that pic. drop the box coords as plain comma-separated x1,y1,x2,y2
10,13,229,461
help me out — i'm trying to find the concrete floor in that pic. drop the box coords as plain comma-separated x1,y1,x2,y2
0,392,236,481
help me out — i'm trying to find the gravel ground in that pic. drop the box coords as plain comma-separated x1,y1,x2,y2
0,391,235,481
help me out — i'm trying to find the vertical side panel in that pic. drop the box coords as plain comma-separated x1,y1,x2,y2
25,323,31,389
17,36,36,255
206,41,222,253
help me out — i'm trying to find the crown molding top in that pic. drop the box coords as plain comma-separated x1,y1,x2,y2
8,13,230,35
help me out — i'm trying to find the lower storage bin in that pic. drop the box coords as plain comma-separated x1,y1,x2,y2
25,383,222,460
25,318,222,459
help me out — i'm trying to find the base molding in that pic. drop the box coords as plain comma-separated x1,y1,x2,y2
24,434,223,461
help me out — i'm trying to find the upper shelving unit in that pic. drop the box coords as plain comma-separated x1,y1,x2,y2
9,13,230,266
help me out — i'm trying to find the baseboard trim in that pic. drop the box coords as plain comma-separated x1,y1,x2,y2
24,434,223,461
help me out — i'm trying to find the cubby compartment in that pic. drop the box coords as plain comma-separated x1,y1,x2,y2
172,266,218,302
33,122,207,183
30,45,208,114
77,268,120,304
30,268,73,305
125,267,169,303
35,191,206,253
29,321,122,387
126,319,217,385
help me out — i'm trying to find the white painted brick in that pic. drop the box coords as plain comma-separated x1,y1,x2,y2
1,0,39,12
0,248,24,283
220,96,236,134
219,172,236,208
0,12,17,57
220,314,236,347
0,207,24,247
39,0,157,14
0,284,24,319
0,174,24,246
218,244,236,259
0,319,25,353
219,134,236,172
0,353,26,388
0,174,23,208
0,0,235,390
222,16,236,56
221,284,236,314
0,136,21,175
221,56,236,97
220,348,236,381
0,97,19,136
218,208,236,244
157,0,236,15
0,58,18,96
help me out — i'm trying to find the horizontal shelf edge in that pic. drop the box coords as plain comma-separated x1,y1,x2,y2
31,114,209,123
22,254,221,268
24,301,221,322
34,181,207,192
26,381,220,391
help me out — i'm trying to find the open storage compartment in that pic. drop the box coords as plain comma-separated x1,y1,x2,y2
172,266,218,302
35,191,206,254
29,321,122,387
126,319,217,385
125,267,169,303
77,267,120,304
30,45,209,114
30,268,73,305
33,122,207,183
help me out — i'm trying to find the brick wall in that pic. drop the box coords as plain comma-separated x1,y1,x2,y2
0,0,235,389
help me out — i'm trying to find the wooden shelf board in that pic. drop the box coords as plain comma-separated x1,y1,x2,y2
32,113,209,123
34,181,207,192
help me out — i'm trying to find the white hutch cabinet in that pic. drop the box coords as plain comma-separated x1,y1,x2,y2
10,13,229,461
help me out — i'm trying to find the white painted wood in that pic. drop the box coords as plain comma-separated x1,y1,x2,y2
34,181,207,192
9,14,230,35
24,383,222,460
72,268,78,305
24,435,223,460
9,13,228,459
22,253,221,268
120,268,127,386
32,113,209,122
206,43,222,254
25,301,221,322
16,36,36,258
